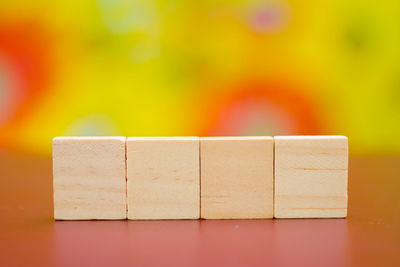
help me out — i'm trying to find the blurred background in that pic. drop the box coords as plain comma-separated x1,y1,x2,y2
1,0,400,156
1,3,400,265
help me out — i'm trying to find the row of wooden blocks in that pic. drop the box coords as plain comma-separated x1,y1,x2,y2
53,136,348,220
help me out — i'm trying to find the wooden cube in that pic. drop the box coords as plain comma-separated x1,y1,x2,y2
274,136,348,218
53,137,127,220
127,137,199,219
200,137,274,219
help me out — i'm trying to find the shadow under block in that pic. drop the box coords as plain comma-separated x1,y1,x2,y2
200,137,274,219
274,136,348,218
52,137,127,220
127,137,200,220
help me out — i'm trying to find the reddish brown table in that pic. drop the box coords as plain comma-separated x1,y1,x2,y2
1,149,399,266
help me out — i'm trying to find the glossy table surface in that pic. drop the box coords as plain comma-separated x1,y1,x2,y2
1,149,399,267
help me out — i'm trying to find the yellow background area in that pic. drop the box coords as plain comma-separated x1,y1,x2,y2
0,0,399,155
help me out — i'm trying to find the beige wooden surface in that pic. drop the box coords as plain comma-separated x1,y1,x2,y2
52,137,127,220
200,137,274,219
127,137,199,219
274,136,348,218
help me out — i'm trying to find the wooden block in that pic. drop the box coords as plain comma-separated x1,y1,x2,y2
200,137,274,219
274,136,348,218
127,137,199,219
52,137,127,220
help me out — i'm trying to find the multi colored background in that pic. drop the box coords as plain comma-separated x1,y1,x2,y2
0,0,399,155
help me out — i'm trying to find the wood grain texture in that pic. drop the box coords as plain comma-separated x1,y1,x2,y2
274,136,348,218
200,137,274,219
52,137,127,220
127,137,199,220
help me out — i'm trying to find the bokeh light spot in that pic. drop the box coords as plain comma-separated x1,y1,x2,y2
247,1,291,34
198,80,324,136
0,53,19,126
64,114,120,136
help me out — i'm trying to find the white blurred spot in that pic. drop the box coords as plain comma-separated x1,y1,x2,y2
247,1,291,34
64,114,120,136
97,0,159,35
0,53,19,126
